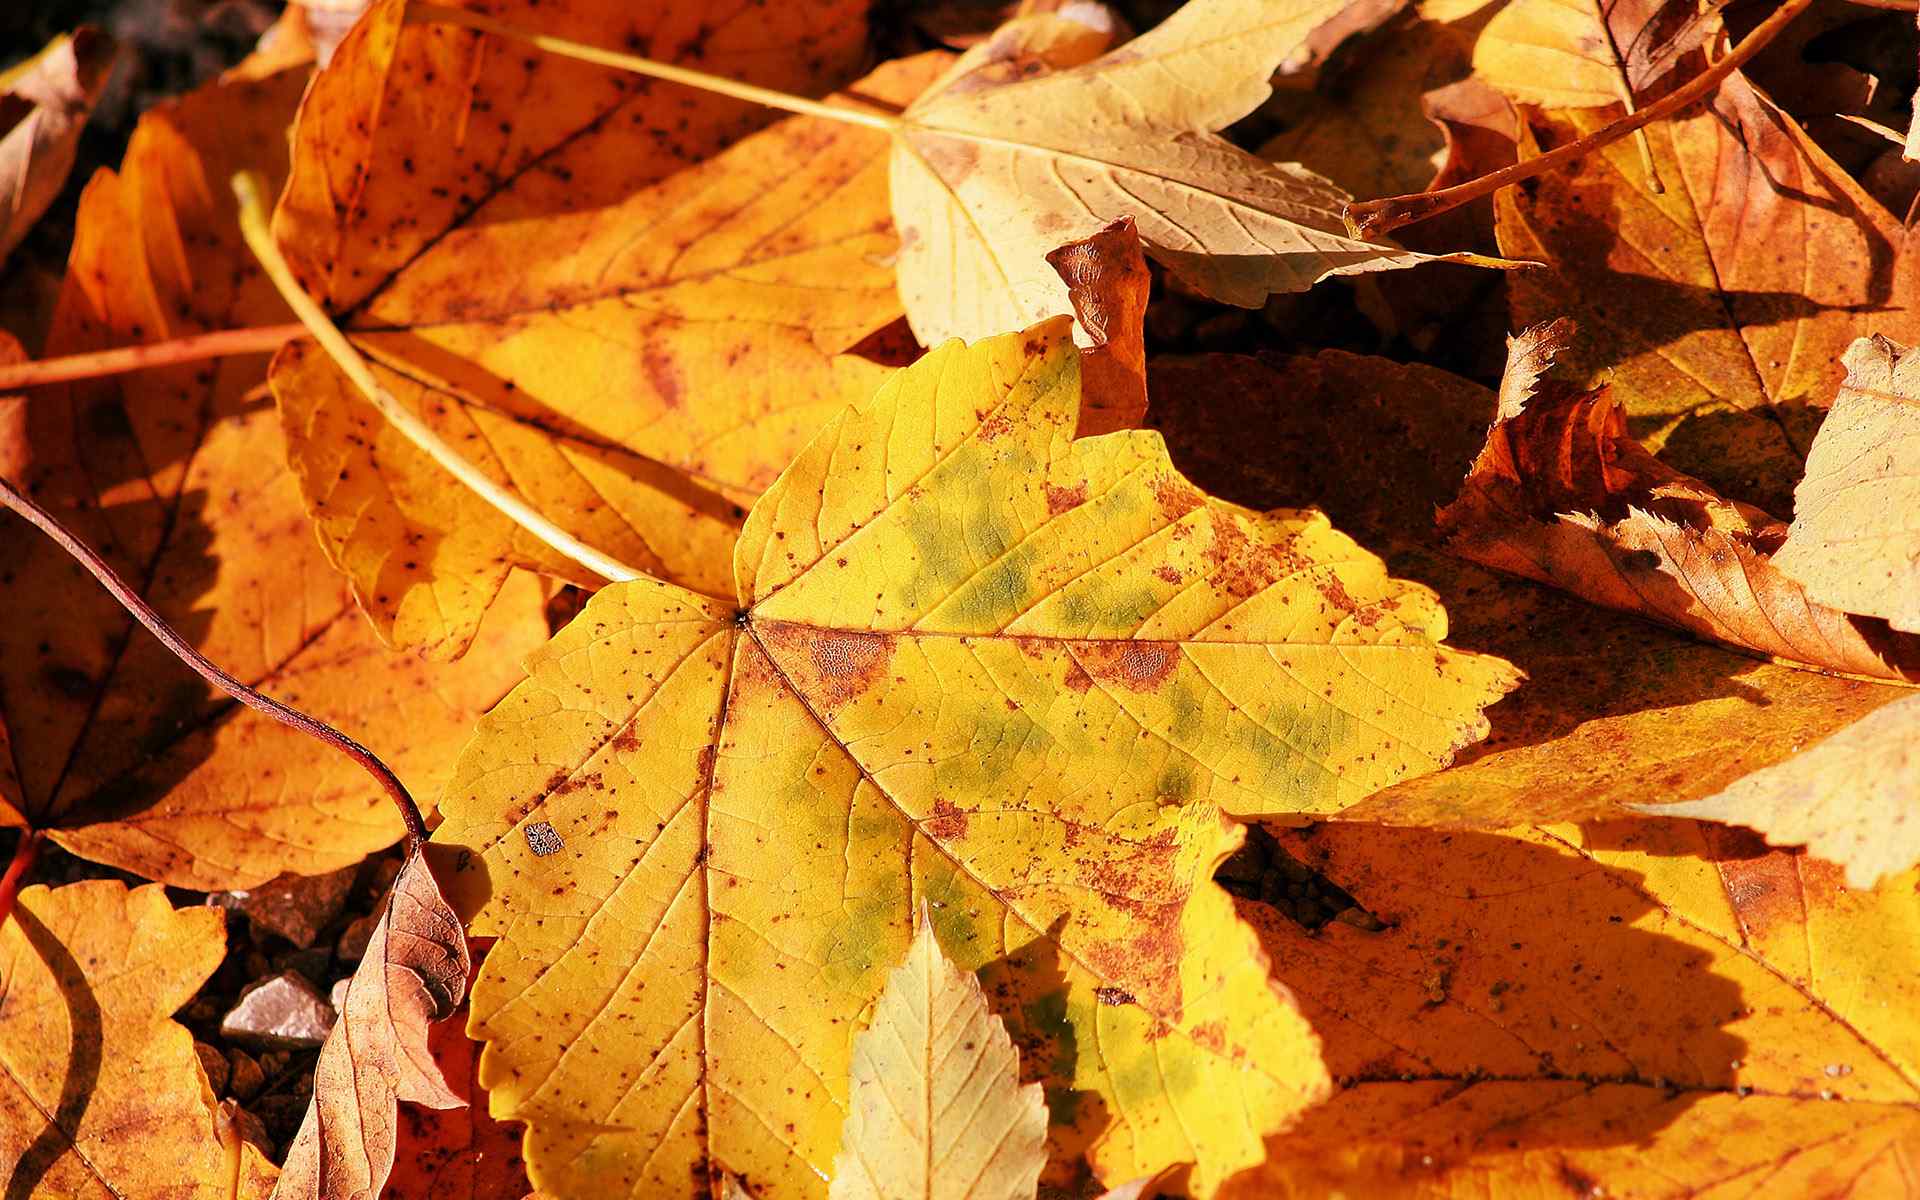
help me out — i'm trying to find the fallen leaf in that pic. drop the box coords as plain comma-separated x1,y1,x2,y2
1771,334,1920,633
1471,0,1719,108
0,28,117,264
1436,321,1920,681
384,989,536,1199
890,0,1506,346
0,880,277,1197
1146,347,1913,828
829,915,1047,1200
1494,69,1916,513
0,62,546,888
276,850,473,1200
269,0,897,659
1045,216,1149,437
1257,2,1483,204
1221,819,1920,1198
432,319,1518,1198
1637,691,1920,890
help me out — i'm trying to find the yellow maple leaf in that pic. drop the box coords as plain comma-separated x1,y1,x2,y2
829,914,1047,1200
0,881,277,1197
431,318,1517,1198
890,0,1502,346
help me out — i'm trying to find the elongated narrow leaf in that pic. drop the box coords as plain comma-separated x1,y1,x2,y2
830,918,1046,1200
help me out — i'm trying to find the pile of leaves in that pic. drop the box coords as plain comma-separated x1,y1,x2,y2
1,0,1918,1196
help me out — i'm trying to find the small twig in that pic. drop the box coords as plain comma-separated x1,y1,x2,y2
1345,0,1813,237
0,325,304,391
407,2,901,133
230,171,642,586
1839,0,1915,11
1590,0,1663,193
0,478,430,851
0,830,40,931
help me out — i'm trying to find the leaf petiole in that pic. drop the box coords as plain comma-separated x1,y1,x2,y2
0,324,304,391
406,2,902,133
0,830,39,930
229,171,643,587
0,478,431,854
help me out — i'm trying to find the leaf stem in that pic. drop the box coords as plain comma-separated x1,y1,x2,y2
406,2,902,133
0,478,433,851
230,171,642,586
0,830,39,931
1344,0,1813,237
0,325,304,391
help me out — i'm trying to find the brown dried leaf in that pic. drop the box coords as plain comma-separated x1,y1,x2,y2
1045,216,1149,437
1495,70,1917,514
383,993,535,1199
1772,334,1920,633
0,29,117,263
275,850,472,1200
1436,321,1920,682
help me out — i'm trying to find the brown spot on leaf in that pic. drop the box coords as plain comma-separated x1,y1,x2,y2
643,344,684,409
1094,985,1134,1006
1045,481,1088,515
1078,642,1179,692
1153,475,1204,521
761,624,898,705
924,799,969,840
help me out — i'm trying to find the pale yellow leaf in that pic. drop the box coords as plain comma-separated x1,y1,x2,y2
830,917,1047,1200
1637,692,1920,890
891,0,1499,345
1772,335,1920,634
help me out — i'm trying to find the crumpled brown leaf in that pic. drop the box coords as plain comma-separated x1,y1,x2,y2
0,28,117,264
1771,334,1920,634
1045,216,1148,437
1494,64,1917,516
273,850,471,1200
1436,319,1920,681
